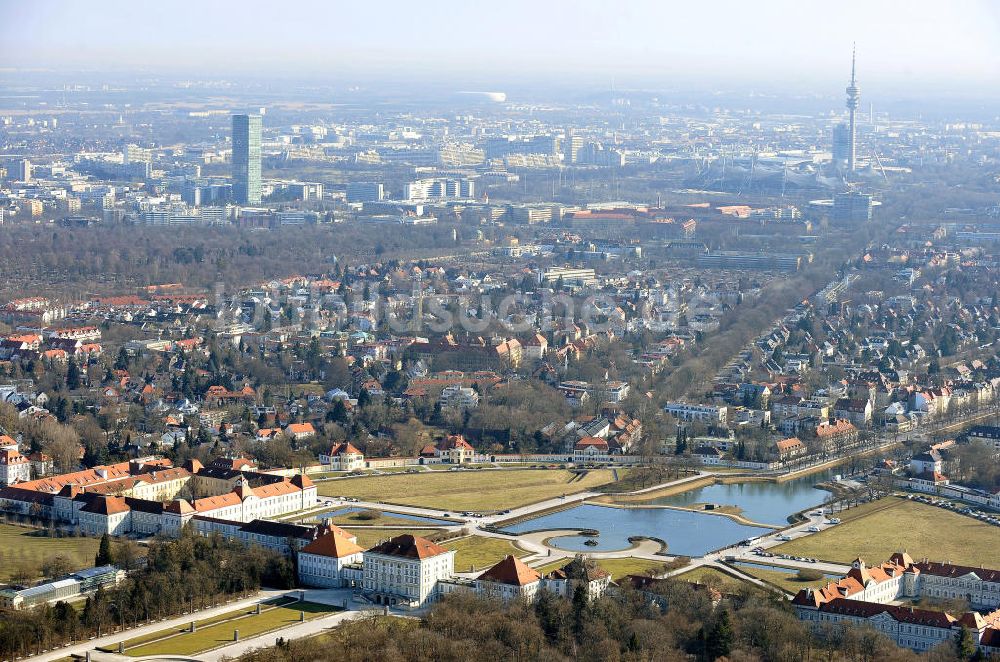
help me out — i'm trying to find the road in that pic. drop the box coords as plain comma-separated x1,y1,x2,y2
663,507,851,595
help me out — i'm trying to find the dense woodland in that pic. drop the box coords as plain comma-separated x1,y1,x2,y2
0,222,464,300
234,587,982,662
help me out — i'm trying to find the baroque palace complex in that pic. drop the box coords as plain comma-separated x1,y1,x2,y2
794,553,1000,653
2,454,1000,657
0,455,317,536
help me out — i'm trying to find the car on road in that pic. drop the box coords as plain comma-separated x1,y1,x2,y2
776,534,792,542
827,518,841,524
807,526,821,532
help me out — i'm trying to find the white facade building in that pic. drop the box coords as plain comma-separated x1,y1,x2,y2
0,449,31,485
663,402,728,425
362,534,456,608
297,526,365,588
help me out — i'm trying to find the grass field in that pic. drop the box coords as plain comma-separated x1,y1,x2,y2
443,536,527,572
593,476,717,504
341,527,443,549
593,557,670,580
0,523,102,582
674,566,749,591
319,510,441,528
318,469,620,511
100,597,298,652
728,563,832,595
532,557,670,580
773,497,1000,566
122,601,337,657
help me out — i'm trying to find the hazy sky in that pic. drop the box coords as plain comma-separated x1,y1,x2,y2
3,0,1000,94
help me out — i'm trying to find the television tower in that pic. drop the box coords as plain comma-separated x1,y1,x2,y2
845,45,860,172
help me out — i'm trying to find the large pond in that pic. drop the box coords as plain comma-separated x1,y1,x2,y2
648,467,839,526
502,504,770,556
318,506,453,527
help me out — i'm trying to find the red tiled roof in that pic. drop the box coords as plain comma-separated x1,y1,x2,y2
329,442,362,456
439,434,473,451
301,528,364,558
478,555,540,586
775,437,804,452
575,437,609,450
819,598,959,628
0,448,28,465
193,492,241,512
80,495,130,516
164,499,194,514
366,534,450,559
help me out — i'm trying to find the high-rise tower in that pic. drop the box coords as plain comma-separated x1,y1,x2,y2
232,114,262,205
845,46,860,172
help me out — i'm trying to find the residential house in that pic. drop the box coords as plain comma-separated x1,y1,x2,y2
285,422,316,440
774,437,806,460
574,437,610,462
522,334,548,361
439,384,480,411
813,419,859,452
319,442,365,471
421,434,475,464
910,449,943,475
663,402,728,425
834,398,873,426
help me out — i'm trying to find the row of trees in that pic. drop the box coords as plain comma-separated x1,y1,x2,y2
0,527,295,659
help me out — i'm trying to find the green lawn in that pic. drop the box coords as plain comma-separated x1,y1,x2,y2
317,510,444,528
341,527,444,549
674,566,750,592
100,597,298,652
0,523,102,582
593,557,673,580
443,536,527,572
532,557,672,580
728,563,832,595
318,469,620,512
122,601,337,657
773,497,1000,567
